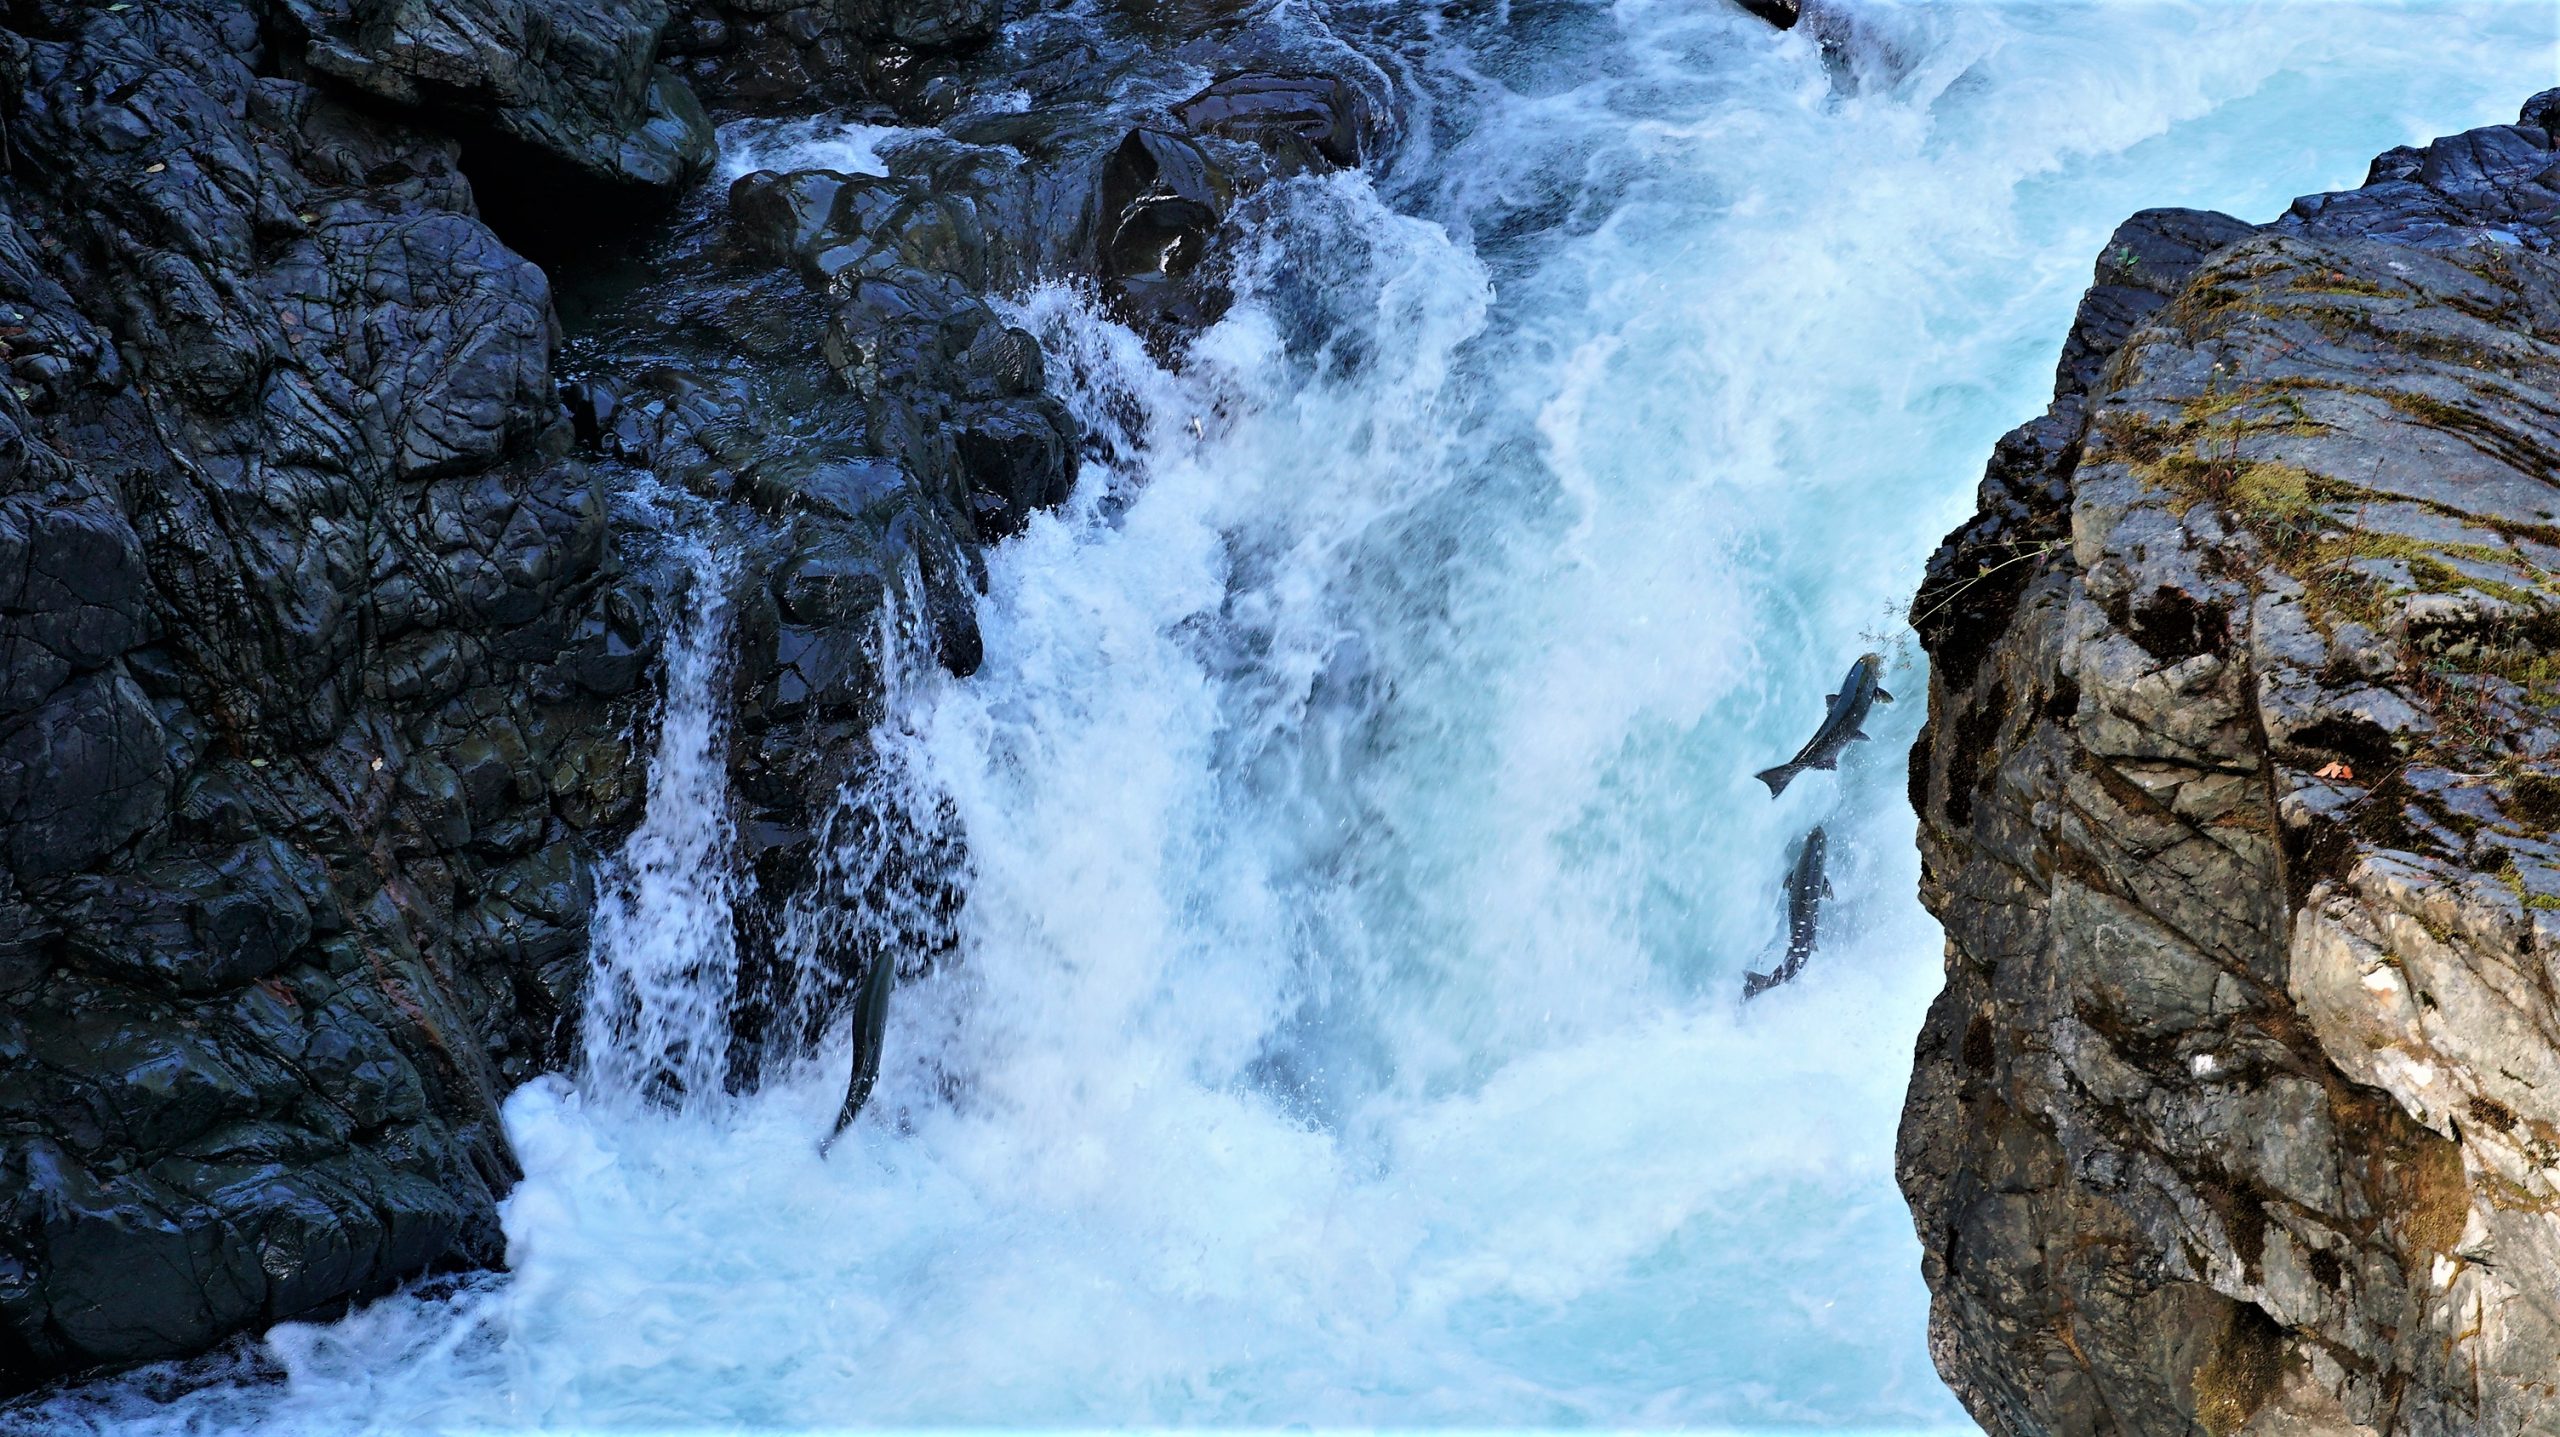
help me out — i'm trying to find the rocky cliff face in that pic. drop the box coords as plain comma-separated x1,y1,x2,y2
0,0,678,1389
0,0,1399,1399
1903,93,2560,1436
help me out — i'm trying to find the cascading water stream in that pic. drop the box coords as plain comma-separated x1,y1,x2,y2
22,3,2557,1433
580,534,743,1113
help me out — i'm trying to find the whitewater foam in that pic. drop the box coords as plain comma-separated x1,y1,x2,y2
22,2,2557,1433
716,116,920,183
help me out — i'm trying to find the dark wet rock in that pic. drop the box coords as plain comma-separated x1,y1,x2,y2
744,454,912,524
565,365,756,498
2283,110,2557,251
1098,127,1231,325
670,0,1019,115
1175,71,1370,172
730,167,858,261
730,167,988,289
842,0,1009,52
0,0,653,1394
1904,92,2560,1436
953,399,1075,536
273,0,716,200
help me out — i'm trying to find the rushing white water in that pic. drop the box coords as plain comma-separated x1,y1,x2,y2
25,3,2559,1434
580,535,742,1112
715,116,919,183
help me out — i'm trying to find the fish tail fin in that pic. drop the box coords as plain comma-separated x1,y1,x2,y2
1743,970,1776,999
1756,764,1796,797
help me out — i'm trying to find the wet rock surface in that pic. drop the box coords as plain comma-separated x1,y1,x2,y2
1904,94,2560,1436
0,0,654,1390
273,0,716,200
0,0,1397,1398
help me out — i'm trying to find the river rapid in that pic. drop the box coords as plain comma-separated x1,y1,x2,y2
28,2,2559,1432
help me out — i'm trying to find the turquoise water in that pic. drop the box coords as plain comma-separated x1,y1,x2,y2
23,3,2558,1432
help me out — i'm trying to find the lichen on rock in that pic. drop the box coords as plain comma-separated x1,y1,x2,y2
1903,91,2560,1436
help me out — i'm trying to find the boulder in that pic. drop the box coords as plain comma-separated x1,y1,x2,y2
1175,71,1369,171
1098,127,1232,326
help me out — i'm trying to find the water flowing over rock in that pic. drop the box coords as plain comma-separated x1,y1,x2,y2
5,0,2550,1423
1903,91,2560,1437
567,0,1395,1106
0,0,1396,1396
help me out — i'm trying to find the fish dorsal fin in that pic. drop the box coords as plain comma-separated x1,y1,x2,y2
1824,692,1838,705
1875,687,1895,703
1849,729,1870,742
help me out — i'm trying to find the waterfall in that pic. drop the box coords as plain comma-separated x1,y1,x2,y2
26,3,2554,1432
579,535,742,1111
573,513,965,1126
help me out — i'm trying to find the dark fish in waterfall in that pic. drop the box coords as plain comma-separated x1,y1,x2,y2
823,951,899,1150
1754,652,1892,797
1744,826,1830,998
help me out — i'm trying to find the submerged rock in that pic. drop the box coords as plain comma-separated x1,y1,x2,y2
1903,92,2560,1436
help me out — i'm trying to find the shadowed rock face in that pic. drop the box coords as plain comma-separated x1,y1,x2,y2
0,0,1401,1398
0,0,653,1389
274,0,716,198
663,0,1019,115
1904,92,2560,1437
